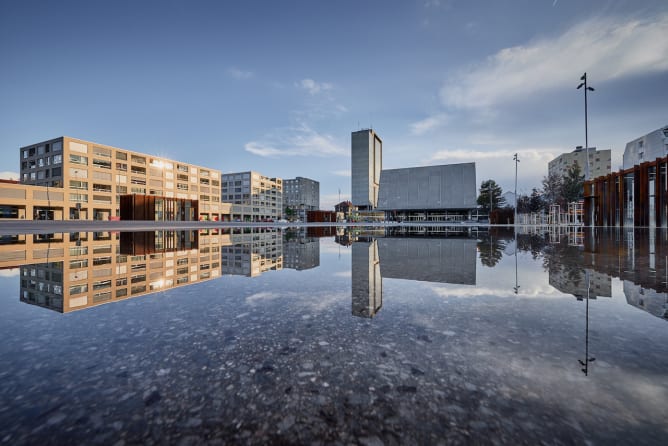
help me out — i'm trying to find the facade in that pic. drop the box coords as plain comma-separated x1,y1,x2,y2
376,163,477,221
548,146,611,180
350,129,477,221
16,136,222,221
351,129,382,210
584,154,668,227
623,125,668,169
221,171,283,221
283,176,319,221
283,231,320,271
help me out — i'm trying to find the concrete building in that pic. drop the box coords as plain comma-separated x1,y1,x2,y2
283,176,319,221
13,136,223,221
351,129,382,210
548,146,611,180
623,125,668,169
376,164,477,221
221,171,283,221
350,129,477,221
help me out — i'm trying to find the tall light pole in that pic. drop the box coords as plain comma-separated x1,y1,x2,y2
577,73,595,181
513,153,519,225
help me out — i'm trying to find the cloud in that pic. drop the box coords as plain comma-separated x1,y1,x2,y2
244,122,347,158
227,67,254,80
332,169,350,177
0,171,19,180
410,113,449,135
429,148,558,164
441,14,668,110
296,78,333,95
321,193,348,210
0,269,19,278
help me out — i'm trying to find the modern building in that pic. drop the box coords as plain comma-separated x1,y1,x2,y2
351,129,477,221
283,176,319,221
376,164,477,221
221,171,282,222
623,125,668,169
13,136,223,221
548,146,611,180
351,129,382,211
334,200,355,221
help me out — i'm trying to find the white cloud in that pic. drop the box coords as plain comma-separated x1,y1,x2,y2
0,171,19,181
245,122,346,158
296,78,333,95
332,169,350,177
410,113,449,135
441,14,668,110
429,148,558,164
0,268,19,278
227,67,254,80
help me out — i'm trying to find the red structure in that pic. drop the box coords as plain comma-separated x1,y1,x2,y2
584,155,668,226
306,210,337,223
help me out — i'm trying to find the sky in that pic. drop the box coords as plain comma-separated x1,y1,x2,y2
1,0,667,209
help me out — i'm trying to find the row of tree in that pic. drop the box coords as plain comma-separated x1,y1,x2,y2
477,164,585,214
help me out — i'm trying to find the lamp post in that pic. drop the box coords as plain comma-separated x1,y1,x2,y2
577,73,595,181
513,153,519,225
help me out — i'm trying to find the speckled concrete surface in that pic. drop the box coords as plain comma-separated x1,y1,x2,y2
0,233,667,445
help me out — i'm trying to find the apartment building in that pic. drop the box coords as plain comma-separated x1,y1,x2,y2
221,171,282,221
623,124,668,169
16,136,222,221
548,146,611,180
283,176,319,221
220,230,283,277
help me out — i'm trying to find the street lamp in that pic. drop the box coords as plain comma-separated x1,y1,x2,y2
577,73,595,181
513,153,520,225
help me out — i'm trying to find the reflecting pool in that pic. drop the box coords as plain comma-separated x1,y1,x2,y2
0,226,667,444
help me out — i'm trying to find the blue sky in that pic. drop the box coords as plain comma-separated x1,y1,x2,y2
1,0,667,208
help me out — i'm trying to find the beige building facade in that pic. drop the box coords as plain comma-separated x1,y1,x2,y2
221,171,283,221
548,147,611,180
16,136,223,221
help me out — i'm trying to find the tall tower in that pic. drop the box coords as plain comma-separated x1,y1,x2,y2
351,129,382,210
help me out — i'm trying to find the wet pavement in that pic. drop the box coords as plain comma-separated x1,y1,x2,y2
0,226,666,445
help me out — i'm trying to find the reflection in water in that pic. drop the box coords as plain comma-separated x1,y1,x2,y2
349,228,478,318
7,228,293,313
579,271,596,376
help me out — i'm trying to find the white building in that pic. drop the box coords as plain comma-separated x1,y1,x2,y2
623,125,668,169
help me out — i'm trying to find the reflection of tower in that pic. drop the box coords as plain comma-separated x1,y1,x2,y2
351,239,382,318
351,129,382,211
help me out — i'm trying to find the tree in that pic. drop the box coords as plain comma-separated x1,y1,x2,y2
561,164,584,204
477,179,505,211
541,171,563,210
516,194,531,213
528,188,545,213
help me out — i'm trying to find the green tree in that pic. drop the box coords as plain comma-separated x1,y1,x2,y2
561,164,584,204
477,179,505,211
516,194,531,213
541,171,563,210
528,188,545,212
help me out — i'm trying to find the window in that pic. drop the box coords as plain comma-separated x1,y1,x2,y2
93,147,111,158
69,180,88,190
131,155,146,165
116,151,127,160
52,154,62,164
116,162,127,171
70,154,88,165
93,159,112,169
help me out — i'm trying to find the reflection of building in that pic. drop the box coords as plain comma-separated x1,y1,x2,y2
220,230,283,277
283,234,319,271
350,233,478,318
11,136,222,221
17,230,218,313
350,129,477,221
351,239,382,318
221,171,283,222
548,267,611,300
623,281,668,320
548,146,611,179
283,177,319,221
